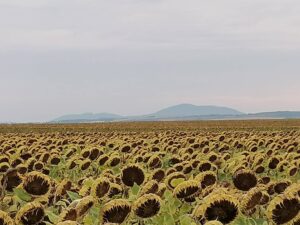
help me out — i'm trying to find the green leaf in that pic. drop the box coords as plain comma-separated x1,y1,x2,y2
180,215,194,225
179,203,192,214
164,213,175,225
131,183,140,196
67,191,81,201
164,190,173,200
45,210,60,224
13,188,32,202
55,200,67,208
170,178,185,188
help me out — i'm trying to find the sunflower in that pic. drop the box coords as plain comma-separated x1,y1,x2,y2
16,202,45,225
33,161,44,171
107,155,121,167
232,169,257,191
79,159,91,171
49,154,61,165
274,180,291,194
121,164,145,187
195,171,217,189
148,155,162,169
193,193,239,224
55,179,72,199
140,180,159,195
89,148,101,160
59,208,77,222
199,161,212,172
165,172,186,189
101,199,131,224
266,195,300,225
151,169,165,183
156,183,167,197
75,196,94,218
259,191,270,205
133,194,161,219
98,154,109,166
0,162,10,173
0,210,14,225
241,187,262,211
268,157,280,170
91,177,111,199
1,168,22,192
173,180,201,199
16,163,28,174
108,183,123,198
288,166,298,177
22,171,51,196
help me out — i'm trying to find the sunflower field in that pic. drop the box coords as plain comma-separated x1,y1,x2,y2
0,121,300,225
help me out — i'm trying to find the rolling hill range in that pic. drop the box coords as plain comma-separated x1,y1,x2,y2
51,104,300,123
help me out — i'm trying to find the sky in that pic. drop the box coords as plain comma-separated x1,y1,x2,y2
1,0,300,122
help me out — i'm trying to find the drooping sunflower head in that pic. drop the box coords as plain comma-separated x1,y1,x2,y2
273,179,291,194
121,164,145,187
165,172,186,190
266,195,300,225
148,154,162,169
232,169,257,191
140,180,159,195
1,168,23,192
49,154,61,165
240,187,262,212
16,163,28,175
91,177,111,199
133,194,161,219
288,166,298,177
75,196,95,218
195,171,217,189
79,159,91,171
199,161,213,172
107,155,121,167
193,193,239,224
151,169,165,183
156,183,167,197
101,199,131,224
59,208,78,222
16,201,45,225
268,157,280,169
108,183,123,198
0,210,14,225
22,171,51,196
173,180,201,199
0,162,10,173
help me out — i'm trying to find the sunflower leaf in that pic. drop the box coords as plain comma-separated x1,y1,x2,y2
131,183,140,196
13,188,32,202
170,178,185,188
67,191,81,201
45,210,60,224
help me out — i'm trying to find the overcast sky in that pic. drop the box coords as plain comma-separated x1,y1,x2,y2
1,0,300,122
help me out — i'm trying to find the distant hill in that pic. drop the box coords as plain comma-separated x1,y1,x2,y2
150,104,244,118
52,113,123,123
248,111,300,119
51,105,300,123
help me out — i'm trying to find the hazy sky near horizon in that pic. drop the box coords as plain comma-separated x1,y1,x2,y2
1,0,300,122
